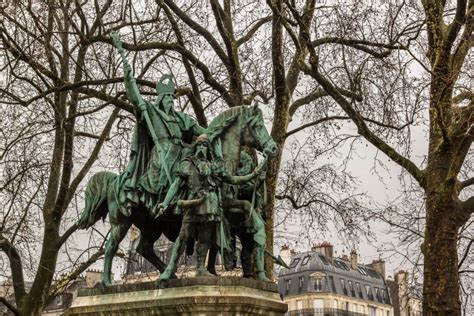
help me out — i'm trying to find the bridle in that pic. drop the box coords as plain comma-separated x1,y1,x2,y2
242,111,274,156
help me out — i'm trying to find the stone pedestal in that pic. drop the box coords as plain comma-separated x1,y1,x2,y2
66,277,287,315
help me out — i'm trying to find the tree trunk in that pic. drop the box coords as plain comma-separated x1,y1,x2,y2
19,220,60,316
264,147,285,278
423,199,461,315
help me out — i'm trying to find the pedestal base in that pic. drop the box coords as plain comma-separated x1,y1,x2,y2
66,277,287,315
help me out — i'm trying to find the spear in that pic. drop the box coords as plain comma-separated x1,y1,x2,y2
265,250,290,269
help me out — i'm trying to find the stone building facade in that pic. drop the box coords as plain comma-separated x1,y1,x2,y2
278,243,393,316
386,270,422,316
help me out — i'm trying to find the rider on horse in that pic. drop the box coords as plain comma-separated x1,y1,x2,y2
111,33,206,216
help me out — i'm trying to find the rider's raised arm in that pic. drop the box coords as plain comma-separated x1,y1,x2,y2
111,32,146,111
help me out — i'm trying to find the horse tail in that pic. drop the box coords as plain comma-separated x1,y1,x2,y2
77,171,118,229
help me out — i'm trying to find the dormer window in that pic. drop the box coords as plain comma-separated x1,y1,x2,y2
301,255,310,266
290,258,300,269
56,294,63,306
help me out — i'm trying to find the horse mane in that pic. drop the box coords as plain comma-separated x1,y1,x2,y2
207,105,250,142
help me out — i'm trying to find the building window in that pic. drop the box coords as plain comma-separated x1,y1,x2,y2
340,278,347,295
333,299,338,309
375,287,382,301
319,254,329,265
348,280,355,296
365,284,373,300
285,279,291,295
290,258,300,268
301,255,310,266
295,300,304,316
314,278,322,291
358,266,368,275
296,300,303,310
329,275,336,292
298,276,304,293
359,305,365,314
313,298,324,310
356,282,362,298
368,306,377,316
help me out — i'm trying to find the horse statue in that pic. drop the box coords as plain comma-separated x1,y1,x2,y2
77,104,278,285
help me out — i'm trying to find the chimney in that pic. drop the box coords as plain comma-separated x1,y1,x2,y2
85,269,103,288
396,270,409,315
350,249,358,269
311,242,334,262
280,245,291,268
371,259,386,279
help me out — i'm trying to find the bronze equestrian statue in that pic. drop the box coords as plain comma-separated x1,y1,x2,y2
77,33,279,285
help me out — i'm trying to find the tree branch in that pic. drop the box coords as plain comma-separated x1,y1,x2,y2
74,131,111,140
460,177,474,189
459,196,474,218
161,0,230,68
47,248,105,301
0,297,18,316
0,236,26,305
161,4,207,126
237,16,272,46
63,107,120,214
311,37,404,58
458,238,473,269
286,116,349,138
304,60,425,186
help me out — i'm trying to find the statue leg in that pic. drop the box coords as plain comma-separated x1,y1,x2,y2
239,233,255,278
160,222,191,280
103,222,131,286
251,212,270,282
196,222,216,277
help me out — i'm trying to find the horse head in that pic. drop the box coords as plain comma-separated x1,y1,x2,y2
241,104,278,157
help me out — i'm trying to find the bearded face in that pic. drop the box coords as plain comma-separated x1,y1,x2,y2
195,142,209,159
161,95,173,113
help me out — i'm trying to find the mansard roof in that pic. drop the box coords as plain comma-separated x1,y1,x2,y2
278,251,391,305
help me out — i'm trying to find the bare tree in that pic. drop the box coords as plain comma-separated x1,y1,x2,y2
280,0,473,314
0,1,160,314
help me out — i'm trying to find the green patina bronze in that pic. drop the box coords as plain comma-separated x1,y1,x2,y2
110,32,205,216
77,32,280,286
157,134,266,280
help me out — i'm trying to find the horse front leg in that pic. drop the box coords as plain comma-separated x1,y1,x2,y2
103,221,131,286
135,229,167,273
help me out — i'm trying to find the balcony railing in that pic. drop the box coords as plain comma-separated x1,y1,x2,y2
287,308,367,316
